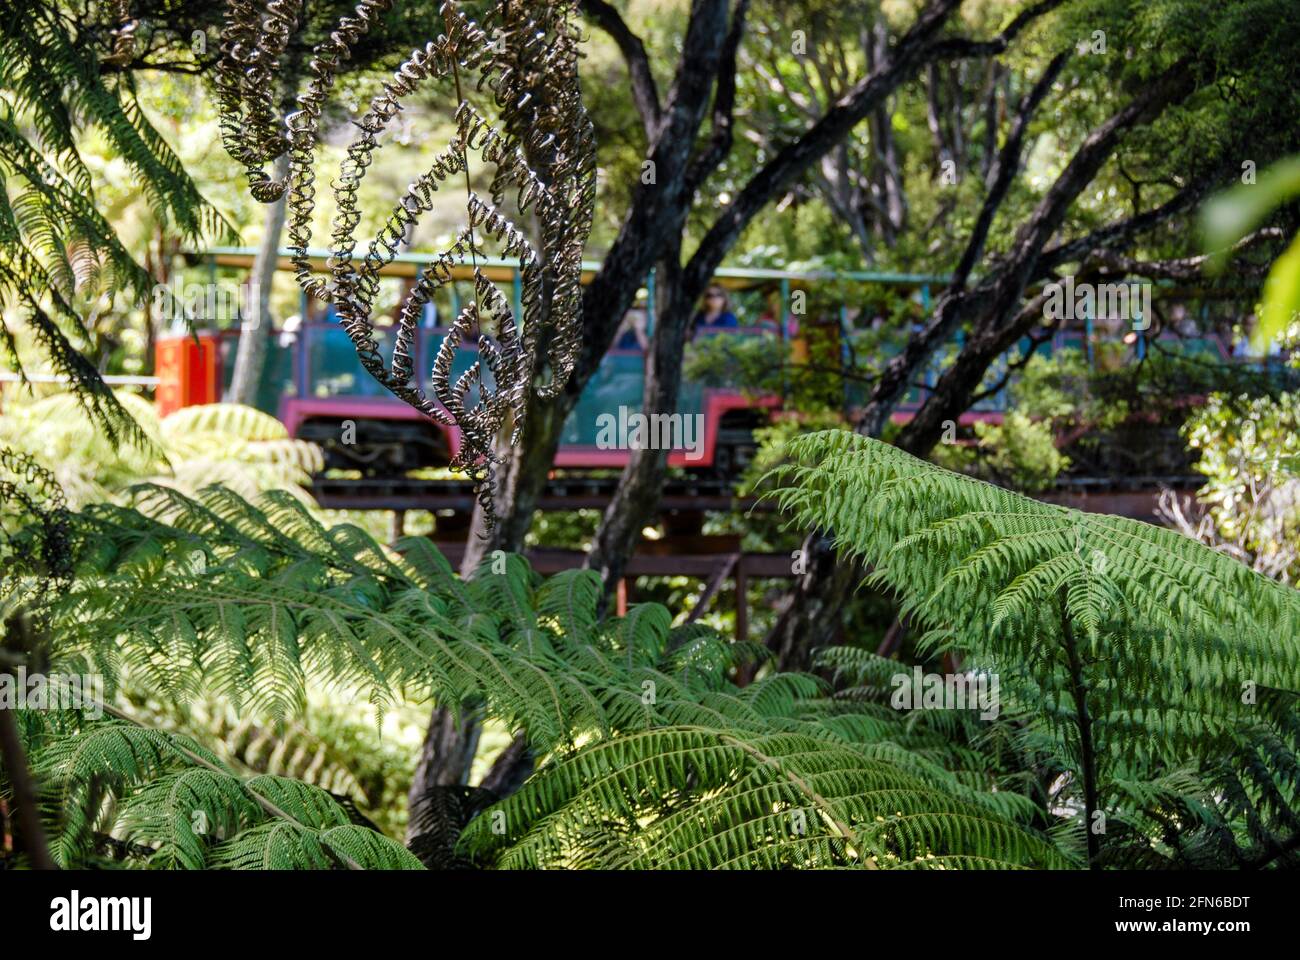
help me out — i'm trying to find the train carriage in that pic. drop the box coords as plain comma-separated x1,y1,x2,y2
156,247,1256,485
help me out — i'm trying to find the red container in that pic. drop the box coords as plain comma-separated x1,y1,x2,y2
155,333,221,417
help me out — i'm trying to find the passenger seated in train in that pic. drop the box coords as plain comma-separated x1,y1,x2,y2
691,285,739,337
613,308,649,351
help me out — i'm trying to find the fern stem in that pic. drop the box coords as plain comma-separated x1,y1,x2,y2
1059,594,1100,870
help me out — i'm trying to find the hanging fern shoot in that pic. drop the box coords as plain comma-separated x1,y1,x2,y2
213,0,597,526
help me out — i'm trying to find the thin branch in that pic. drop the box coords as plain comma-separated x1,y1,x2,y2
580,0,663,140
1088,227,1284,281
890,64,1198,452
929,0,1069,59
966,310,1056,404
955,49,1071,285
1039,174,1221,270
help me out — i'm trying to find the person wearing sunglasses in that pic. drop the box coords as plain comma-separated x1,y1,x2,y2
691,284,739,338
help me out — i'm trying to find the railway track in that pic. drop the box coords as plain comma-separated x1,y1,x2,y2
311,472,1205,520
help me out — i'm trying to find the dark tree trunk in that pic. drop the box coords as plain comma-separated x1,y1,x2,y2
582,0,966,598
896,64,1195,453
410,2,741,823
477,734,533,796
585,254,689,603
0,618,55,869
763,532,859,671
407,0,1048,825
0,700,56,869
459,389,571,571
466,0,968,592
405,706,481,843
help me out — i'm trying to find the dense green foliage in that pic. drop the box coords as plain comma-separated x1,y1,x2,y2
4,482,1057,868
766,430,1300,867
0,0,227,441
3,0,1300,876
2,431,1297,869
1176,389,1300,581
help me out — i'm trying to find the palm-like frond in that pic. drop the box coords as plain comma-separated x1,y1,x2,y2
0,3,228,441
0,394,322,506
7,479,1064,869
461,726,1067,870
763,430,1300,866
15,436,1299,870
24,718,420,870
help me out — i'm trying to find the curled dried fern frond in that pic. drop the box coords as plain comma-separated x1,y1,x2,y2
216,0,596,525
102,0,139,67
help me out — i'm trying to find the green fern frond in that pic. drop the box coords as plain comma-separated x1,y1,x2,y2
461,725,1070,870
23,716,419,870
763,430,1300,866
0,5,230,440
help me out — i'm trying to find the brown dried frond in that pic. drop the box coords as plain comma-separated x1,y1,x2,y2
102,0,139,67
215,0,596,526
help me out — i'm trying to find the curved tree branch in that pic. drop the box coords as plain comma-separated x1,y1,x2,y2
855,48,1070,436
581,0,663,140
929,0,1069,59
895,64,1199,454
685,0,752,192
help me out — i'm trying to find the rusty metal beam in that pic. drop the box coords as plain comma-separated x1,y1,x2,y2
429,540,797,579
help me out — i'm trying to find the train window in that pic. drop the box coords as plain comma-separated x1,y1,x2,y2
307,324,398,398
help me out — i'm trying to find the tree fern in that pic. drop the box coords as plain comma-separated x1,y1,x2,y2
14,443,1298,869
763,430,1300,867
7,479,1066,869
23,717,420,870
35,485,808,744
0,392,322,506
0,2,228,442
460,725,1067,870
117,684,368,800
